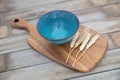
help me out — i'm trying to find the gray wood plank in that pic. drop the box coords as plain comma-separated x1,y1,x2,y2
0,3,5,12
69,69,120,80
1,3,120,38
0,26,8,38
1,0,120,12
0,49,50,72
110,32,120,48
0,35,30,54
2,3,120,24
83,17,120,34
3,3,119,37
0,0,66,12
0,49,120,80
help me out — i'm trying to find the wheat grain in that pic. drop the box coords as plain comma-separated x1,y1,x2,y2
76,33,101,63
74,27,88,48
79,33,91,51
72,33,91,66
86,33,101,49
66,31,80,63
69,27,88,55
70,31,80,48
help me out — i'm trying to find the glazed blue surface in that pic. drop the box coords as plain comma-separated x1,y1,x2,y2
37,10,79,44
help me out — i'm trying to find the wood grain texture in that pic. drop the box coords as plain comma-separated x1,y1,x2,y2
0,49,50,72
1,0,120,12
83,17,120,34
1,3,120,39
1,0,66,12
0,26,8,38
3,3,119,37
11,18,108,72
70,69,120,80
0,49,120,80
0,31,119,72
2,3,120,24
110,32,120,47
0,35,30,54
0,3,5,12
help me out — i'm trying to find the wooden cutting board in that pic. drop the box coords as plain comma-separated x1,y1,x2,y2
12,18,108,72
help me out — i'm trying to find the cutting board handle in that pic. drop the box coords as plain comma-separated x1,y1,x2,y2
11,18,32,30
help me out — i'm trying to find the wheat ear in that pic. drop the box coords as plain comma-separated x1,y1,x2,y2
76,33,101,63
65,31,80,63
72,33,91,66
68,28,87,57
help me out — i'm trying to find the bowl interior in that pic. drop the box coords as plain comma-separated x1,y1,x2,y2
37,10,79,41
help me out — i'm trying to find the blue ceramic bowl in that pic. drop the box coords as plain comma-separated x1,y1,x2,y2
37,10,80,44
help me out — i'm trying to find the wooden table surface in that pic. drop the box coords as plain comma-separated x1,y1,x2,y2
0,0,120,80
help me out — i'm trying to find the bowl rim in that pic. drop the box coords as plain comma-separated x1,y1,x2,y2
37,10,80,41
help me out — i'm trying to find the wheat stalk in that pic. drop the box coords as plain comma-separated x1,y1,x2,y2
65,31,80,63
66,26,88,63
75,33,101,64
72,33,91,66
67,26,88,61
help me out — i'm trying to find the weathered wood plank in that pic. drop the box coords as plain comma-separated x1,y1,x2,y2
70,69,120,80
0,13,2,25
0,26,8,38
2,3,120,25
1,0,67,12
1,3,119,37
0,0,6,12
4,3,120,37
0,35,30,54
0,3,5,12
0,49,120,80
0,49,50,72
83,17,120,34
110,32,120,47
83,17,120,51
90,0,120,6
1,0,120,12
